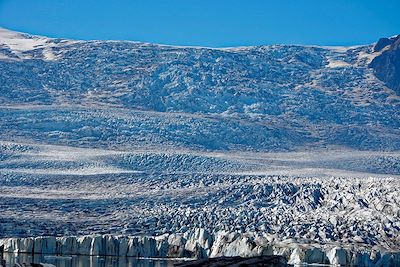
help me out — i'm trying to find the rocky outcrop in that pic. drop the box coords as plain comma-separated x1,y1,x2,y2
374,37,397,52
1,230,399,266
175,255,288,267
370,35,400,95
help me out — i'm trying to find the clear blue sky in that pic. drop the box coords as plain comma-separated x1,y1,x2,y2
0,0,399,47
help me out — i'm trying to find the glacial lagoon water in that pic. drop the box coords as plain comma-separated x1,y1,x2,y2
2,253,182,267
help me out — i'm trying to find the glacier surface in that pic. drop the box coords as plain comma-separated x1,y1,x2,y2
0,28,400,264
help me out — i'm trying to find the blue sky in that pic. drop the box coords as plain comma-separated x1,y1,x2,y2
0,0,399,47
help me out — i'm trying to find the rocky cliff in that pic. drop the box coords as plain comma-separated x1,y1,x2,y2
370,35,400,95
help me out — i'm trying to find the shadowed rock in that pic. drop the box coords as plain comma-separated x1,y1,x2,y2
174,255,287,267
12,264,55,267
374,37,395,52
370,35,400,95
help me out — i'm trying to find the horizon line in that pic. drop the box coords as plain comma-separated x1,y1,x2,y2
1,26,397,50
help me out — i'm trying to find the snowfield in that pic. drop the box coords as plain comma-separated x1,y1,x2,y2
1,28,400,265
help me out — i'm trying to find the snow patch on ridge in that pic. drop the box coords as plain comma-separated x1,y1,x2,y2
0,28,49,52
0,27,78,60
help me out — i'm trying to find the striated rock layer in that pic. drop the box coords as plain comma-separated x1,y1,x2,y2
1,230,399,266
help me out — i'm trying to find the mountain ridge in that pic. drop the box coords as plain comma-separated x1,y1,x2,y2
0,27,381,50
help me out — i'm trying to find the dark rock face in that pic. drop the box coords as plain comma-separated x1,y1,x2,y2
174,255,287,267
0,245,4,267
370,35,400,95
5,264,50,267
374,38,395,52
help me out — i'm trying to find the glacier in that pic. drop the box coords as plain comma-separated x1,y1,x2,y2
1,231,400,266
1,27,400,266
